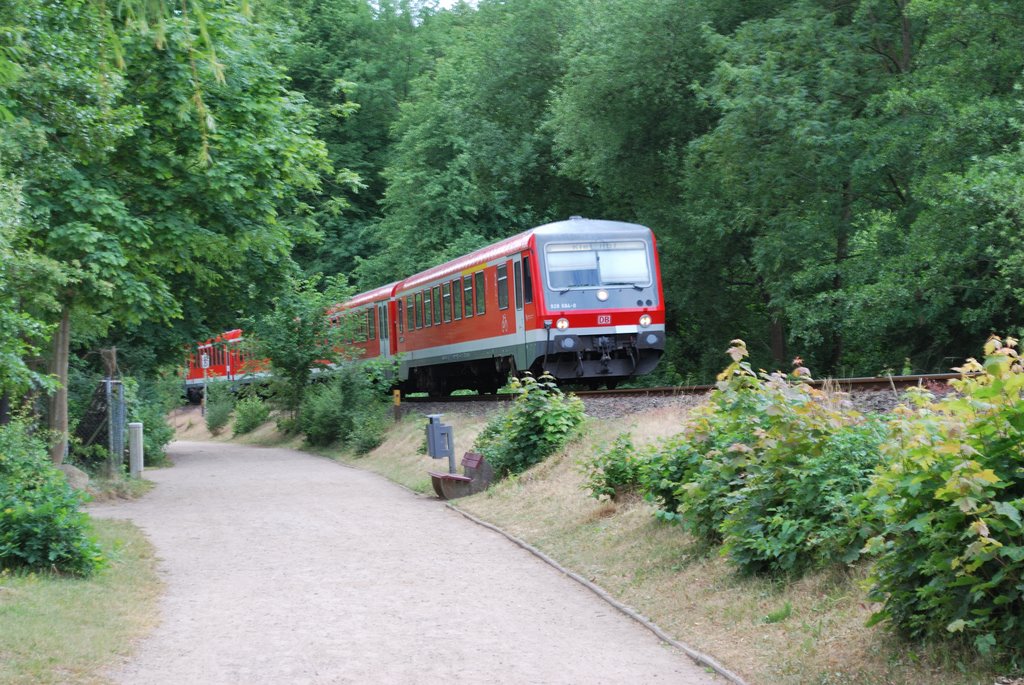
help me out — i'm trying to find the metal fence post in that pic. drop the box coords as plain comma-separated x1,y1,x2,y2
128,422,144,478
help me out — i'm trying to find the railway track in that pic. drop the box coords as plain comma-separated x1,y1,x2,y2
402,372,961,403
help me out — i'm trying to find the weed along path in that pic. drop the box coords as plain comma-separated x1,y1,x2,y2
89,440,721,685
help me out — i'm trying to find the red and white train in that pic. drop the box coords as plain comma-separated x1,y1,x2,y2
185,217,666,397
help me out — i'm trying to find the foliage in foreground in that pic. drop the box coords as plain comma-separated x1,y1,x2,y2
865,336,1024,657
586,341,885,576
582,335,1024,659
0,518,158,685
0,421,104,576
475,373,585,478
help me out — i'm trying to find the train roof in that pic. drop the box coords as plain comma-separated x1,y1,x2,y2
397,218,650,292
399,231,533,292
340,281,400,310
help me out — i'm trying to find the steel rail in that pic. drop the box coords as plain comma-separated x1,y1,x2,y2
401,372,965,403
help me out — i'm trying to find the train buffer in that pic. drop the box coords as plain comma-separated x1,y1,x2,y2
428,451,494,500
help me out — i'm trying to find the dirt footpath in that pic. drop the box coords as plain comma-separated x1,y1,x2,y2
90,441,721,684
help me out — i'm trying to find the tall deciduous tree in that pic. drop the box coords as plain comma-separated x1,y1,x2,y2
3,0,329,461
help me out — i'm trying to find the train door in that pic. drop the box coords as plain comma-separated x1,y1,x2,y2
518,251,537,335
511,255,531,375
388,299,400,355
377,302,391,361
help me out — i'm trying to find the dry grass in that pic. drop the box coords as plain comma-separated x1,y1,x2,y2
454,408,1006,685
86,476,155,502
0,519,161,685
322,411,493,493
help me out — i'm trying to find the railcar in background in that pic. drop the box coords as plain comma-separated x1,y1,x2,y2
184,217,665,396
184,329,250,402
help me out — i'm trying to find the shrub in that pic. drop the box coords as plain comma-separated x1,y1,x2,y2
204,381,234,435
865,336,1024,657
299,364,392,449
299,379,347,445
474,373,585,478
233,396,269,436
636,434,702,523
720,418,886,575
0,421,105,576
636,339,885,575
580,433,644,501
671,341,778,541
350,403,391,454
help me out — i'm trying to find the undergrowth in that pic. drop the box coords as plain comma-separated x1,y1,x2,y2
578,335,1024,661
475,373,585,478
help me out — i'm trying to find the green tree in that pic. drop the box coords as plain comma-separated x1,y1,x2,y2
1,0,329,461
246,275,354,419
357,0,586,287
841,0,1024,369
686,1,907,373
279,0,431,280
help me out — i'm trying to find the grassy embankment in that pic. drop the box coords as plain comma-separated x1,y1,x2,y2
0,518,161,685
199,397,1007,685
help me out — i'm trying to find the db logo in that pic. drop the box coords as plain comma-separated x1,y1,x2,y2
597,315,612,325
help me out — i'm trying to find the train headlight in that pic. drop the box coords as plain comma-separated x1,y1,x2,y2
596,289,609,302
639,314,652,328
556,317,570,330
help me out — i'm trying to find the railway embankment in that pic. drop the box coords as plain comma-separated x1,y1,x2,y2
207,382,1013,685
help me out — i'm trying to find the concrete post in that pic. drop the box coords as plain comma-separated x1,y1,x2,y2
128,422,144,478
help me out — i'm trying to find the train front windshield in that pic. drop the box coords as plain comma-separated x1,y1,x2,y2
544,241,651,290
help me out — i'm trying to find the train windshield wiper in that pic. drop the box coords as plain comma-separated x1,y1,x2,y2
604,282,644,291
558,284,596,294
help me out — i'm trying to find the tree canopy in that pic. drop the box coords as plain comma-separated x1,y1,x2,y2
3,0,1024,457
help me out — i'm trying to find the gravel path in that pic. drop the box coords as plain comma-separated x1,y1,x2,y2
90,441,720,684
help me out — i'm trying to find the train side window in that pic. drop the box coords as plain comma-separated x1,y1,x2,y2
424,289,432,327
523,255,534,304
442,283,452,322
398,300,404,334
415,292,423,329
453,279,462,320
463,275,474,318
475,270,486,315
514,260,523,310
368,308,376,341
432,285,442,324
497,264,509,310
407,297,415,331
379,304,387,339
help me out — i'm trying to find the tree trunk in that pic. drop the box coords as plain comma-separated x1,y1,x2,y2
47,305,71,464
0,391,10,426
